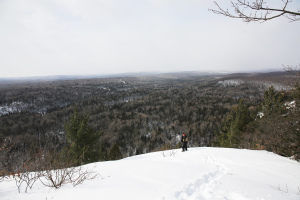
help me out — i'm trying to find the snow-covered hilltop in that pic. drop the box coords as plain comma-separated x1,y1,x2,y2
1,147,300,200
217,79,292,91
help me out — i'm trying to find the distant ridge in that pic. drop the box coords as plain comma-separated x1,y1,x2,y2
0,70,285,83
0,71,228,82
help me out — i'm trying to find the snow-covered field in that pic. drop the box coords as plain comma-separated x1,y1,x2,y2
1,147,300,200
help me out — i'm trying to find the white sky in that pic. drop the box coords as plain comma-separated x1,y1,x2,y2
0,0,299,77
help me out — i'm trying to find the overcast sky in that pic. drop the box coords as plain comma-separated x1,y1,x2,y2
0,0,299,78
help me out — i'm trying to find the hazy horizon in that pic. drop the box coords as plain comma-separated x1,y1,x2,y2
0,68,287,81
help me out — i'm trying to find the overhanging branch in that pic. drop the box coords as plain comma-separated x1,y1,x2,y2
209,0,300,22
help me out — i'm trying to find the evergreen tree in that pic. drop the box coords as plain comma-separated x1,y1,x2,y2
64,108,102,166
108,143,122,160
281,83,300,160
261,86,284,116
217,99,251,148
292,83,300,110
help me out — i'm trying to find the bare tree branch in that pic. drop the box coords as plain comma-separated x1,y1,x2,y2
209,0,300,22
283,64,300,83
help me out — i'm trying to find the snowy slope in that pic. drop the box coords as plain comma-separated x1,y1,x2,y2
1,147,300,200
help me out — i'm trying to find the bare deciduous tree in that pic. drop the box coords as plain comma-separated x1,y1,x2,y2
209,0,300,22
284,64,300,81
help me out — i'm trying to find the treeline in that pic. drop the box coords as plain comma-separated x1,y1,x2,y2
215,85,300,160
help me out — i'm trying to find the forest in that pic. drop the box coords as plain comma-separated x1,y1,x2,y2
0,71,299,175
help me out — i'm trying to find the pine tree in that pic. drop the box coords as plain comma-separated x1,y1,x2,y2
292,83,300,110
217,99,251,148
108,143,122,160
64,108,102,166
261,86,284,116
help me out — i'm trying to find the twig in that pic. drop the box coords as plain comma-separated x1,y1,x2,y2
209,0,300,22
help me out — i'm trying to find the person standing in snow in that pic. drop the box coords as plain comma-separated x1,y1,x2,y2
181,133,188,152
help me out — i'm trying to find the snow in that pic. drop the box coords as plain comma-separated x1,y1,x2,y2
0,101,27,116
217,80,292,91
1,147,300,200
285,101,296,110
257,112,264,119
218,80,244,87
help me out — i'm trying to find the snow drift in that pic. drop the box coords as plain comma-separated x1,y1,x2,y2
1,147,300,200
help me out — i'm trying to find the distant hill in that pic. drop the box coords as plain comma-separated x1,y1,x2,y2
0,71,229,82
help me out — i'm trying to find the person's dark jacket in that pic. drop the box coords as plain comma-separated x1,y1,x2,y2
181,135,188,151
181,135,188,143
